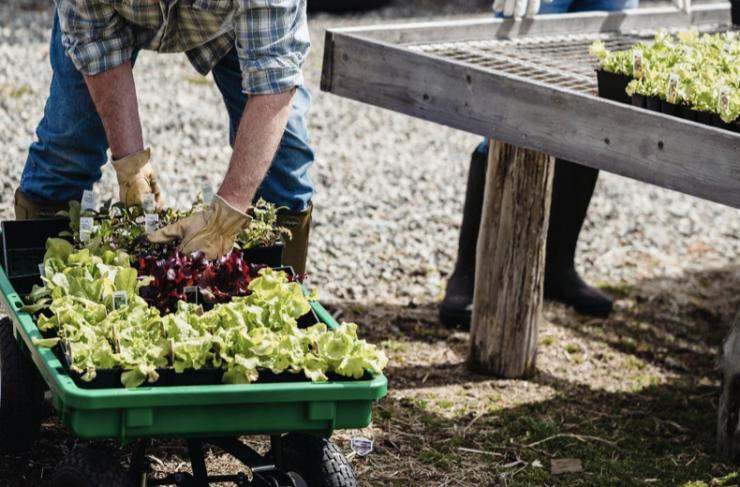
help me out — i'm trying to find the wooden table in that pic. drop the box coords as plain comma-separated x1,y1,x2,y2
320,5,740,378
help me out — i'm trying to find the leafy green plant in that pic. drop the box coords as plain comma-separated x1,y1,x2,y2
591,31,740,122
28,240,388,388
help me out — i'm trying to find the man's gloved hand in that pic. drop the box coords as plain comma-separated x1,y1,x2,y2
147,195,251,259
112,149,162,206
493,0,541,18
673,0,691,14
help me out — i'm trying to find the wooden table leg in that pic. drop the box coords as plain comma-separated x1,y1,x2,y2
468,139,554,378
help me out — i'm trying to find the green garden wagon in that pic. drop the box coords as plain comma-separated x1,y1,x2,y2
0,219,388,487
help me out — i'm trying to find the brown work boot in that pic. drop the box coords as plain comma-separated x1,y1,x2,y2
277,203,312,275
14,188,68,220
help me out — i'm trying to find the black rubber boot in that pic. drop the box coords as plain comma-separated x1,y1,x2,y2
439,148,487,329
544,159,613,317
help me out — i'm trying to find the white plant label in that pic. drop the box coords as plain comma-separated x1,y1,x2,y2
142,193,156,213
184,286,199,304
81,190,97,212
350,437,374,457
113,291,128,310
202,181,215,205
719,86,730,114
632,49,643,79
38,263,45,278
144,213,160,234
79,217,94,242
667,73,679,104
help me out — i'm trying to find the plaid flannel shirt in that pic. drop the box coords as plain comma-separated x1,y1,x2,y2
55,0,309,95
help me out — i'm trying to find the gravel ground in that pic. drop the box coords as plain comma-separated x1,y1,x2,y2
0,1,738,309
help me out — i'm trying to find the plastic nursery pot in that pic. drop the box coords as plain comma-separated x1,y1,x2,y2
695,110,714,126
646,96,661,112
595,70,632,105
680,106,699,122
711,115,739,133
257,369,308,384
167,367,223,387
632,94,647,108
660,100,680,117
243,242,285,267
58,344,123,389
732,0,740,25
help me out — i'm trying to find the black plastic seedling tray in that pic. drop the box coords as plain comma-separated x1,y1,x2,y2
629,94,740,132
596,68,740,133
596,70,632,105
1,218,69,295
243,242,285,268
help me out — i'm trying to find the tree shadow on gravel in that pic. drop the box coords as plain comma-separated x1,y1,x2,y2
356,375,738,486
549,265,740,381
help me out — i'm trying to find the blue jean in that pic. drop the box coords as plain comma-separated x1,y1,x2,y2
21,13,314,212
478,0,639,156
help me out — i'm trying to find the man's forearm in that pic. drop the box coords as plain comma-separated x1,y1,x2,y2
218,90,295,213
84,61,144,160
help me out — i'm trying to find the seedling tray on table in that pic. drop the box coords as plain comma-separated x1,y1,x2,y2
0,219,387,444
321,4,740,209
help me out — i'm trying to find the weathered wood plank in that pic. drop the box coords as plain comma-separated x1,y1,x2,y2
322,31,740,208
328,5,730,45
469,140,553,378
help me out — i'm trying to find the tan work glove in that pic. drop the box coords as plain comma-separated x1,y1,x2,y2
148,195,250,259
112,149,162,206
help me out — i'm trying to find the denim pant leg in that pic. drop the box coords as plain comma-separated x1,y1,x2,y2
20,12,110,203
211,49,315,212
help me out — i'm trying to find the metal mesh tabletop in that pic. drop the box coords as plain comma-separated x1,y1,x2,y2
409,26,729,95
322,6,740,209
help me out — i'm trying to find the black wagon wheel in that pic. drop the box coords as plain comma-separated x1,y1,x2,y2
0,316,44,453
307,0,392,13
274,434,357,487
49,446,134,487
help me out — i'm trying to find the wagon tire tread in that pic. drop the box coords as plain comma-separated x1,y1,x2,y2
49,446,133,487
0,316,44,453
279,433,357,487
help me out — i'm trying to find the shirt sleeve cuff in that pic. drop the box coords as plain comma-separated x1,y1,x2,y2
62,33,134,76
241,65,305,95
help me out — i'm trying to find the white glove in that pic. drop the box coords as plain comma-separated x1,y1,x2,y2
493,0,541,18
673,0,691,14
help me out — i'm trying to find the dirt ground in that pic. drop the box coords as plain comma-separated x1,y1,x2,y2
2,264,740,486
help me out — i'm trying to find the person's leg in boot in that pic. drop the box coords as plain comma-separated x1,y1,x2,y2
18,12,112,219
544,159,613,317
212,51,315,273
439,140,488,328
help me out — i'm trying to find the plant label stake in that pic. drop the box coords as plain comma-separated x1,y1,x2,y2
81,190,97,212
145,213,160,234
350,437,374,457
113,291,128,310
38,263,45,279
184,286,199,304
718,86,730,118
142,193,156,214
667,73,679,104
632,49,644,79
79,217,94,242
